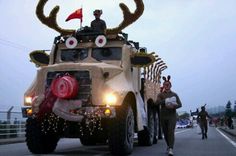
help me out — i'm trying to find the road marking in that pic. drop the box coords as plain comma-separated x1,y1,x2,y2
216,128,236,148
175,129,191,134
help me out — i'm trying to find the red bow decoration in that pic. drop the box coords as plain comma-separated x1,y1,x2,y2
37,88,57,118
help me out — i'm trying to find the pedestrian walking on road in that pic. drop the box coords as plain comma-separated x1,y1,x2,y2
156,75,182,156
197,105,212,139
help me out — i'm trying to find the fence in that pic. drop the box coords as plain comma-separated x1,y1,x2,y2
0,111,26,139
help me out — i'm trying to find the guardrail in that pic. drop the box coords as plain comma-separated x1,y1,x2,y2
0,111,26,139
0,122,26,139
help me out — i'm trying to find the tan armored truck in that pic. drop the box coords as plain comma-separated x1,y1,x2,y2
22,0,167,155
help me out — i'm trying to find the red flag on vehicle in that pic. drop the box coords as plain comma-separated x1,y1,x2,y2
65,8,83,22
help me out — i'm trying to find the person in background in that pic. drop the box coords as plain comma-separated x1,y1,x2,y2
156,75,182,156
197,105,212,139
227,116,234,129
91,9,106,33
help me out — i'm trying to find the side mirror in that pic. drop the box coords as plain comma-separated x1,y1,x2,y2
131,52,155,67
29,50,49,67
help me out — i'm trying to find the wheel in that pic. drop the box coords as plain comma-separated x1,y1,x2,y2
153,106,160,143
156,105,163,140
108,104,134,155
138,104,155,146
25,118,59,154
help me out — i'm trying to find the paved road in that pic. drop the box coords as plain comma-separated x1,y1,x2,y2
0,127,236,156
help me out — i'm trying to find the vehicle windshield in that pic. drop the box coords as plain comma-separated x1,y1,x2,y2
61,49,88,62
91,47,122,61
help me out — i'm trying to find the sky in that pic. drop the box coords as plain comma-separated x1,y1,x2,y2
0,0,236,113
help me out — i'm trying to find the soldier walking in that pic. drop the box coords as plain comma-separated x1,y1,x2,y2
197,105,212,139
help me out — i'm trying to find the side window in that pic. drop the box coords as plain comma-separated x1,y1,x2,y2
61,49,88,62
92,47,121,61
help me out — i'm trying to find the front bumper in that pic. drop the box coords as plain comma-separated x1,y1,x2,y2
53,106,116,122
21,105,116,122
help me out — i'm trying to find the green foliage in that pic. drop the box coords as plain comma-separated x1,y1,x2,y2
226,100,232,109
225,100,233,117
231,111,236,117
178,112,190,119
234,102,236,112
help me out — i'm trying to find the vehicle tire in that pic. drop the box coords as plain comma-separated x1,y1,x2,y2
153,107,159,143
138,104,155,146
108,104,134,155
25,118,59,154
157,106,163,140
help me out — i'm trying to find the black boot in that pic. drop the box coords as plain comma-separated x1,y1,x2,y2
205,133,207,139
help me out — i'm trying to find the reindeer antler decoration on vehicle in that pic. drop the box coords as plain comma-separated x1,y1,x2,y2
36,0,144,35
36,0,74,35
107,0,144,34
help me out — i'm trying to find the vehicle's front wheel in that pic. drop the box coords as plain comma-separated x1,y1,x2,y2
25,118,59,154
108,104,134,155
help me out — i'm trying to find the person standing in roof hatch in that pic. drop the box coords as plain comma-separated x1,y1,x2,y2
91,9,107,33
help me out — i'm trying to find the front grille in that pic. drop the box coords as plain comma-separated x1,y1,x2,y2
46,71,91,100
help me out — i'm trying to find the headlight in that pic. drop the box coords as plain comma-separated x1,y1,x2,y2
104,108,111,116
26,108,33,116
25,96,32,105
104,93,117,106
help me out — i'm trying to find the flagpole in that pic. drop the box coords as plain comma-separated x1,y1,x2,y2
80,19,82,29
80,5,83,29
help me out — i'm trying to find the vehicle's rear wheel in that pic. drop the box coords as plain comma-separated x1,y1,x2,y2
25,118,59,154
108,104,134,155
138,103,155,146
153,106,160,143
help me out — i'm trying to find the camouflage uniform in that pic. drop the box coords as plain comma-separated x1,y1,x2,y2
197,108,211,139
91,19,106,33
